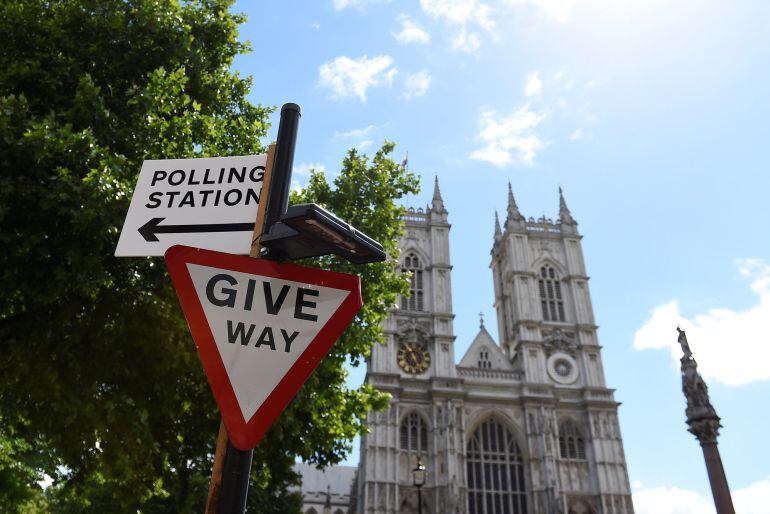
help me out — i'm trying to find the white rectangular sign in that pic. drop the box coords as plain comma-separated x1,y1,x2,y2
115,154,267,256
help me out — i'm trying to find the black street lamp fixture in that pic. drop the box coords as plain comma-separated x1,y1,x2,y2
412,456,426,514
260,203,386,264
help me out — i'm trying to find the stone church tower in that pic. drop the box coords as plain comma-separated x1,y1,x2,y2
352,181,634,514
488,185,634,514
357,177,463,514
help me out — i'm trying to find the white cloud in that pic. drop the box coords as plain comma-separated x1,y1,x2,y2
633,259,770,386
552,69,568,81
525,71,543,96
292,162,335,191
420,0,494,28
333,0,356,9
632,477,770,514
569,128,593,141
467,70,600,162
335,124,383,151
451,27,481,53
403,70,432,99
585,79,602,89
504,0,576,23
333,0,389,10
470,104,547,166
293,162,327,178
393,17,431,44
419,0,495,52
633,486,714,514
335,125,379,140
735,477,770,514
318,55,397,101
551,68,578,91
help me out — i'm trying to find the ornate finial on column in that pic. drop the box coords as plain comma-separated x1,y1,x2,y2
431,175,446,213
679,328,720,443
507,182,524,222
677,328,735,514
479,312,484,328
494,211,502,238
558,186,577,225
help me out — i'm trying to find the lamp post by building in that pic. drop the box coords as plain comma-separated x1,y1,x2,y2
412,456,426,514
677,328,735,514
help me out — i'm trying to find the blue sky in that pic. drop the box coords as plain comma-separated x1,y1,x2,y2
232,1,770,511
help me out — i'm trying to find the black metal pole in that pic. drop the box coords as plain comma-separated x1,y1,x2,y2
217,440,253,513
216,103,301,514
417,485,422,514
263,103,301,232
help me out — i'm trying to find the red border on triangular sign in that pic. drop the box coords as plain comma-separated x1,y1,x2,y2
164,245,362,450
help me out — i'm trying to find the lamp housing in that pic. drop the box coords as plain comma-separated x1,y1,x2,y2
259,203,386,264
412,458,426,487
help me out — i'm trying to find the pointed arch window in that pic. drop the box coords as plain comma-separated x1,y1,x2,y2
467,419,527,514
478,348,492,369
401,253,424,311
539,265,565,322
400,412,429,454
558,419,586,460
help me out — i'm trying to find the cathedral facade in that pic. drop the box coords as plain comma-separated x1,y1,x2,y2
353,179,634,514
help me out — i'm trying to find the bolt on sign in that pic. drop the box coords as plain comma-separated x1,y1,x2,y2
164,245,363,450
115,154,268,256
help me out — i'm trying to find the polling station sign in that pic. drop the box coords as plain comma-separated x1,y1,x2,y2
115,154,268,256
164,245,362,450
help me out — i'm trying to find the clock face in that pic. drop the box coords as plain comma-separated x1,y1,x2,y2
397,342,431,374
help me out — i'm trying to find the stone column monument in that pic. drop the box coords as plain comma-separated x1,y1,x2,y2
677,328,735,514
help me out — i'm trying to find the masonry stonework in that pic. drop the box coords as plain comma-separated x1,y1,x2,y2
299,179,634,514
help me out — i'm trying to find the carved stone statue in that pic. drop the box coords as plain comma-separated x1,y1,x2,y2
678,329,718,430
543,328,578,357
682,365,711,410
677,326,693,358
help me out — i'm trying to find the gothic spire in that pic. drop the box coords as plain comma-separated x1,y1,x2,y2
431,175,446,213
494,211,502,238
506,182,524,222
559,186,577,225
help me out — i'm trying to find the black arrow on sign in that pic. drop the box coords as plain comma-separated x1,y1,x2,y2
138,217,256,242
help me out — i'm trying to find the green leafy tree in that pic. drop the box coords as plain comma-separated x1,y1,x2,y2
243,143,419,511
0,0,418,511
272,142,419,455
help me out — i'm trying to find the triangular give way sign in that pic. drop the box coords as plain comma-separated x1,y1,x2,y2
165,245,363,450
